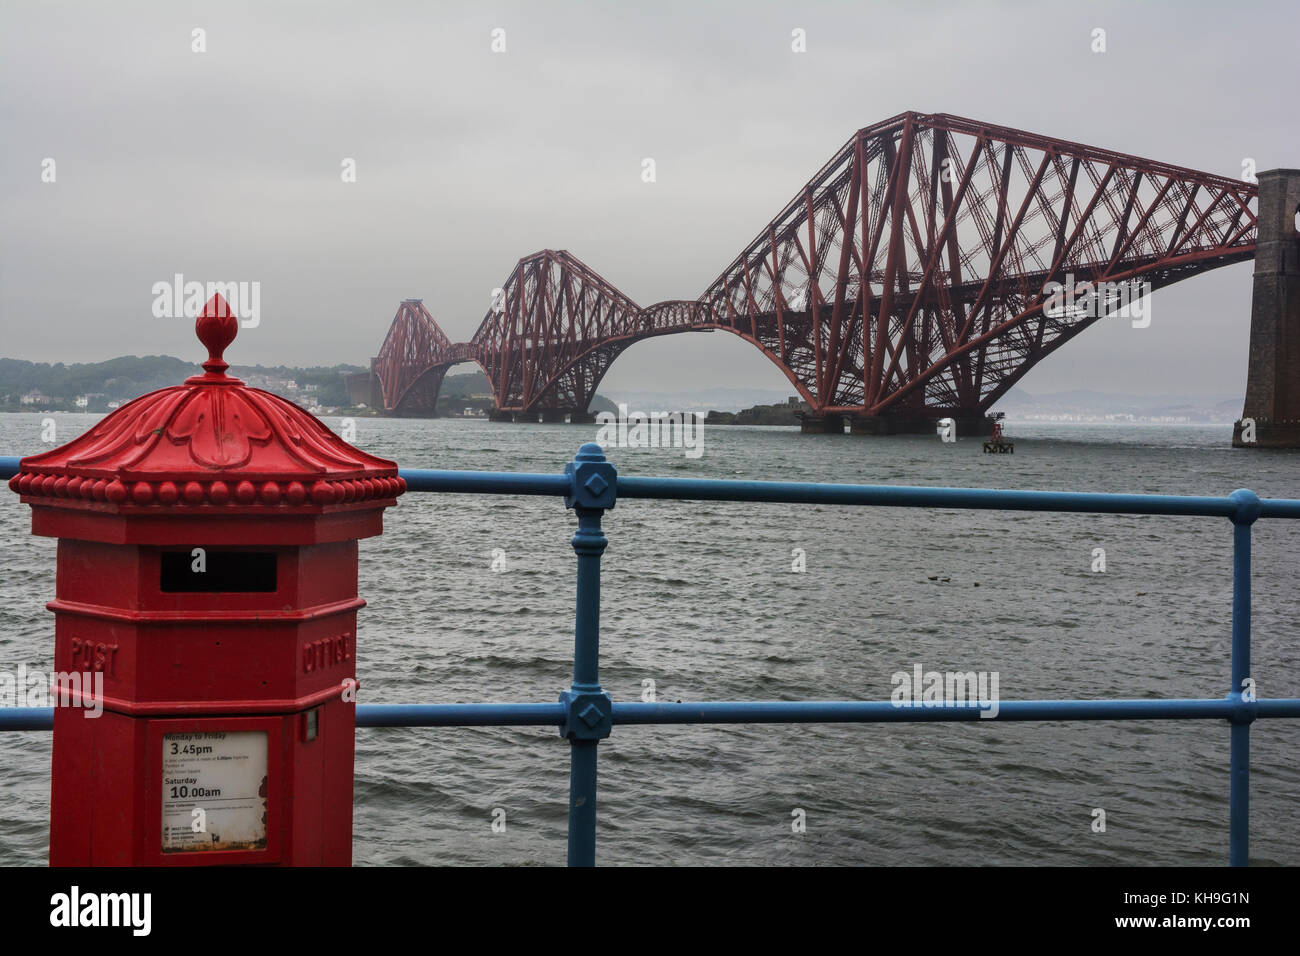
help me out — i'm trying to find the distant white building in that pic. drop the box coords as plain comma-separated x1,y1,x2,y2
20,390,46,406
75,395,90,408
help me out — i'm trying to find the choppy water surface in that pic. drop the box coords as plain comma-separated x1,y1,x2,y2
0,412,1297,866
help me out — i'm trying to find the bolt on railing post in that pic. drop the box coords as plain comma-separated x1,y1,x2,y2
560,443,617,866
1228,489,1260,867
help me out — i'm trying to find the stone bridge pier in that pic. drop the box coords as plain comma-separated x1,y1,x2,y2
1235,169,1300,448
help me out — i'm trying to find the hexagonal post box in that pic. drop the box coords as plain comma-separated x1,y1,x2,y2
6,297,404,865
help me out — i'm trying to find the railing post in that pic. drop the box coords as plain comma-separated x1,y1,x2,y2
1228,489,1260,867
560,443,617,866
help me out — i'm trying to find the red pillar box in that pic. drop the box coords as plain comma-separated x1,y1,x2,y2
6,298,404,865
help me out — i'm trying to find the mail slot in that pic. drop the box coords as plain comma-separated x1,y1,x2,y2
160,550,278,593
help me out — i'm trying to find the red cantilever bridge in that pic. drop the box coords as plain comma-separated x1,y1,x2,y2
369,111,1259,433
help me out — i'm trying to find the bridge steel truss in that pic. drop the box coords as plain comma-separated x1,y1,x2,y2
374,112,1259,419
373,300,454,415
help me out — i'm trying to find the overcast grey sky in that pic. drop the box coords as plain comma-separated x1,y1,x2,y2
2,0,1297,397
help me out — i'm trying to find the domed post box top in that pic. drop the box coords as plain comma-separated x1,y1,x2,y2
7,295,405,545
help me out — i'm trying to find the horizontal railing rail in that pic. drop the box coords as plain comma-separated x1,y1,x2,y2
5,697,1300,733
1,447,1298,867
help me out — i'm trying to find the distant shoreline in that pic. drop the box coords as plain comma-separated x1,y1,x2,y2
0,409,1238,427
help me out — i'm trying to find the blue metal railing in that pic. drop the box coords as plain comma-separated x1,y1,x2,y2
2,446,1299,866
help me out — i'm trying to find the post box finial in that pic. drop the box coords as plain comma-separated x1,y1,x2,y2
196,294,238,378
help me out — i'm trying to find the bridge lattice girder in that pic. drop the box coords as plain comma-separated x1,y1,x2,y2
471,251,645,412
375,111,1259,417
373,300,456,413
